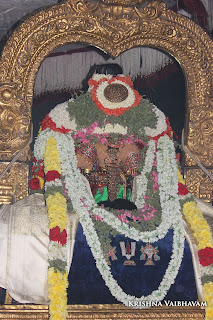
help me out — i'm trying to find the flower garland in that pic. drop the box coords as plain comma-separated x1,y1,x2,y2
34,129,185,308
59,132,185,304
174,168,213,320
43,137,68,320
30,77,213,319
182,199,213,320
29,157,44,192
134,139,156,209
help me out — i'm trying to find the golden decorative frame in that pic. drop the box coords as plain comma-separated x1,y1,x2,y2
0,0,213,317
0,304,205,319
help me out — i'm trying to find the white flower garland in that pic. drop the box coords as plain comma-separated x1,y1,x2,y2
49,101,77,131
45,178,63,190
134,139,156,209
35,131,183,243
35,129,185,305
49,242,67,261
56,132,184,305
93,123,128,135
144,107,167,137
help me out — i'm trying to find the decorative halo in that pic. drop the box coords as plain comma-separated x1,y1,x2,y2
88,75,142,117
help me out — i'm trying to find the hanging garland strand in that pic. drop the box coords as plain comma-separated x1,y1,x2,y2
43,137,68,320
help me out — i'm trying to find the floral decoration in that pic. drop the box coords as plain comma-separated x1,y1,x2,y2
198,247,213,267
34,128,185,308
30,74,213,320
29,177,41,190
178,183,189,195
43,137,68,320
49,226,67,246
182,201,213,250
180,179,213,320
203,282,213,320
46,170,61,182
29,157,44,192
88,75,141,117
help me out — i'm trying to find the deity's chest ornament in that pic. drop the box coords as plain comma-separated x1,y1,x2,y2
120,240,136,266
140,243,160,266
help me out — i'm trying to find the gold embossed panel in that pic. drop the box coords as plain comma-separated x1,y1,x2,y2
0,163,29,203
185,168,213,202
0,305,205,319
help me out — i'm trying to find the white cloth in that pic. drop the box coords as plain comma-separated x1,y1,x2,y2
0,193,79,304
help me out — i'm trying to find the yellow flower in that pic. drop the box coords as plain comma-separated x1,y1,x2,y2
44,137,68,319
46,193,68,230
202,282,213,320
48,268,68,320
177,168,185,184
183,201,213,250
44,137,62,174
38,176,44,189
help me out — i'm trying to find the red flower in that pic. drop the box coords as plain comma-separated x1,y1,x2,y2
29,177,40,190
41,114,71,134
37,166,45,178
32,165,44,178
198,247,213,266
178,183,189,195
49,226,67,245
45,170,61,182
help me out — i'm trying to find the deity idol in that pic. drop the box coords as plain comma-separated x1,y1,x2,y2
0,69,213,320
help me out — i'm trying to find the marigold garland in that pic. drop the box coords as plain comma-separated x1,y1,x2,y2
44,137,68,320
203,282,213,319
44,137,62,174
182,201,213,250
183,198,213,320
177,169,185,185
48,268,68,320
46,191,68,232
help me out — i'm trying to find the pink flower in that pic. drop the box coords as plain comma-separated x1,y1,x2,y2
80,138,90,144
92,215,103,221
153,183,159,191
90,121,99,130
120,214,129,223
100,137,108,144
152,160,157,167
78,131,85,138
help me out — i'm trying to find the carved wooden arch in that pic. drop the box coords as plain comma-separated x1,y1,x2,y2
0,0,213,203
